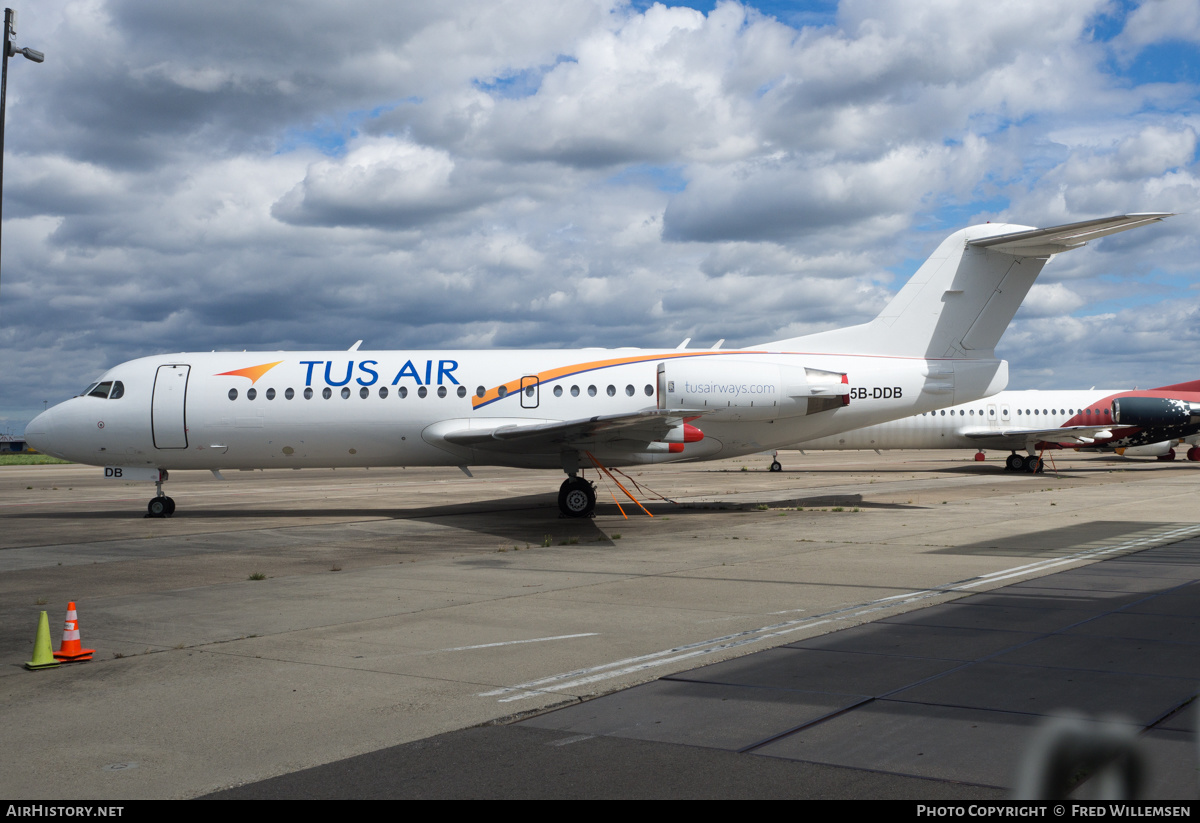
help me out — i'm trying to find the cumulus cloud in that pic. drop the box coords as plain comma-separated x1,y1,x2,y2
3,0,1200,432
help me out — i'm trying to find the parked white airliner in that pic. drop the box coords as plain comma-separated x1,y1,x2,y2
778,380,1200,472
25,214,1169,517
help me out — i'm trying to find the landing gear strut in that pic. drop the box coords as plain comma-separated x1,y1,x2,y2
146,469,175,518
558,476,596,518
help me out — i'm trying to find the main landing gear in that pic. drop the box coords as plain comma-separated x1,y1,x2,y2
1005,452,1043,473
558,476,596,518
146,469,175,518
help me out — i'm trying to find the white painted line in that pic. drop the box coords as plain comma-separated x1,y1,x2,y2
481,524,1200,703
439,633,599,652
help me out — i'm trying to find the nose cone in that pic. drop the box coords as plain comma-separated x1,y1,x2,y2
25,404,69,460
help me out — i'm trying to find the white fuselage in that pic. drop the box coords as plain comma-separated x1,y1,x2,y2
26,348,1004,471
795,389,1119,451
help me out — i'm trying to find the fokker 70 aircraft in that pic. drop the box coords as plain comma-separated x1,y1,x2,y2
776,380,1200,472
26,214,1169,517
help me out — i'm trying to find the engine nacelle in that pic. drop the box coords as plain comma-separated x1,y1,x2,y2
1111,397,1200,427
658,358,847,421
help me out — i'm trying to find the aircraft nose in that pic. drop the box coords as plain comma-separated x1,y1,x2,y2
25,404,67,459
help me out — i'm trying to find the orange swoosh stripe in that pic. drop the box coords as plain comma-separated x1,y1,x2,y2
216,361,284,384
470,351,767,409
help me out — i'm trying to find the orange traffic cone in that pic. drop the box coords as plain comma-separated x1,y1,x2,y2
53,602,95,662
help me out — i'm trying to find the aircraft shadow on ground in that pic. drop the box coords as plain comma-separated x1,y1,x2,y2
7,488,926,522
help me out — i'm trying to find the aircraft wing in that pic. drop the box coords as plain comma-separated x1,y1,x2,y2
968,213,1172,256
962,425,1116,445
440,409,705,453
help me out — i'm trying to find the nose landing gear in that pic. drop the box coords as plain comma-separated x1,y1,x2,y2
146,469,175,518
147,496,175,517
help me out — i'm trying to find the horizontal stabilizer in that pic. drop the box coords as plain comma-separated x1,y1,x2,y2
968,213,1172,256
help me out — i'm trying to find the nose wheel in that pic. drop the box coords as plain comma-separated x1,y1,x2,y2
558,476,596,518
147,496,175,518
146,469,174,517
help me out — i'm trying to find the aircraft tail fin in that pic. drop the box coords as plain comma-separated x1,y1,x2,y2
1151,378,1200,393
762,213,1171,360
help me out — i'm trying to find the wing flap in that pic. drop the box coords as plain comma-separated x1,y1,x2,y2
963,425,1115,443
439,409,704,452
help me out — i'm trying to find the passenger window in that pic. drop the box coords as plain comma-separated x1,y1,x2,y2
571,386,580,397
588,386,597,397
341,387,351,399
228,388,238,401
398,386,408,399
606,385,616,397
497,386,507,398
553,386,563,397
89,382,113,398
359,387,369,399
322,387,332,399
525,386,534,397
379,387,389,399
285,388,295,400
304,388,313,399
438,386,447,398
247,388,257,400
625,385,634,397
644,385,653,396
418,386,428,398
109,382,125,400
476,386,485,398
266,388,276,400
457,386,466,398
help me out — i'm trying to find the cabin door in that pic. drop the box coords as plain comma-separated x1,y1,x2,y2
152,364,190,449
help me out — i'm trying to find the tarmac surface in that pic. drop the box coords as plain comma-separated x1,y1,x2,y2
2,449,1199,799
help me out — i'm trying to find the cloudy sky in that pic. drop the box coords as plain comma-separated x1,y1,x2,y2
2,0,1199,433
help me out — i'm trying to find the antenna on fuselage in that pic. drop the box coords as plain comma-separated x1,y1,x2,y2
675,338,691,350
349,340,363,351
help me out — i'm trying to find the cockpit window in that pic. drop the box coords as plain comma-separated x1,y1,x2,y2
84,380,124,399
79,382,100,397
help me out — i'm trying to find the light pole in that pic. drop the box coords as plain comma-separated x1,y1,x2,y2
0,8,43,312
